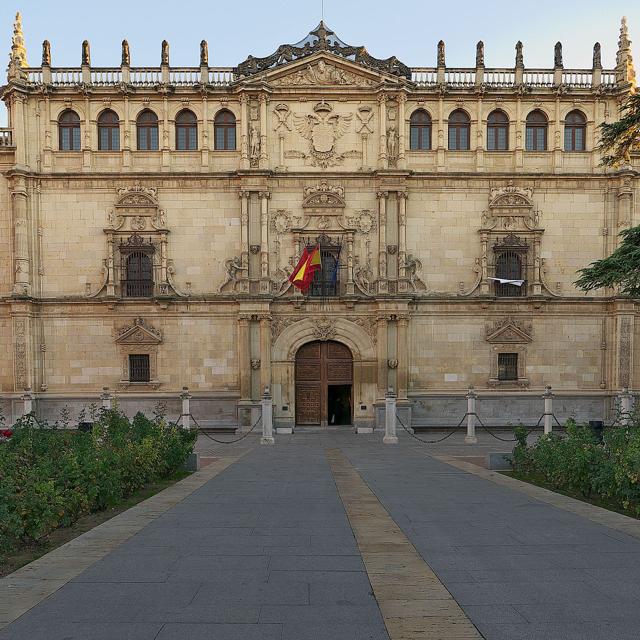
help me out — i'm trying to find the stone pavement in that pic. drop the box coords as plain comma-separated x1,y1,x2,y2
2,429,640,639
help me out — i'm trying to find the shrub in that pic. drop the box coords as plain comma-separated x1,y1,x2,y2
0,409,196,555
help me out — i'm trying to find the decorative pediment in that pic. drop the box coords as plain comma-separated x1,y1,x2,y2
486,317,533,344
489,181,533,209
115,184,158,208
493,233,529,249
303,181,345,209
234,22,411,80
267,55,381,88
115,317,162,345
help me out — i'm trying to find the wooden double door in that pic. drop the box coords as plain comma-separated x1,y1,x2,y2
295,341,353,426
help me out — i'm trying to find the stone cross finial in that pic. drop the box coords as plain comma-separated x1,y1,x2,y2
82,40,90,66
593,42,602,69
476,41,484,67
200,40,208,66
515,41,524,68
554,41,563,68
437,40,445,67
41,40,51,67
161,40,169,65
121,39,130,66
11,11,28,67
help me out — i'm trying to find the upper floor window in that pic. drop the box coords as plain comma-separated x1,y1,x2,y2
564,110,586,152
175,109,198,151
448,109,470,151
498,353,518,381
137,109,159,151
410,109,431,151
494,250,525,297
487,110,509,151
129,354,150,383
97,109,120,151
214,110,236,150
122,249,154,297
58,110,81,151
525,110,548,151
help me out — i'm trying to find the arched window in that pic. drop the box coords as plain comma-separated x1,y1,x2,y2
58,110,81,151
175,109,198,151
124,250,154,297
525,110,548,151
214,110,236,150
487,110,509,151
448,110,470,151
410,109,431,151
136,109,159,151
97,109,120,151
495,251,525,297
564,110,586,152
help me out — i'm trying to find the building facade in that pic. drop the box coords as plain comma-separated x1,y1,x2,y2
0,16,638,428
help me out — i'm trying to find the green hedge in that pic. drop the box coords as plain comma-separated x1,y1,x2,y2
512,420,640,516
0,410,196,555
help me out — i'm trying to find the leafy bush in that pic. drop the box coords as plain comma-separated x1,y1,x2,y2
512,417,640,515
0,410,196,555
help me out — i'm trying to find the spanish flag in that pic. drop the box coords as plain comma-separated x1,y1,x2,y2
289,244,322,291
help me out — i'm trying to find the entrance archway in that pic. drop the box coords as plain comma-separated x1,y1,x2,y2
295,341,353,426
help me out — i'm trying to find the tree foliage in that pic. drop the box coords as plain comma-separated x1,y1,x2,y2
597,91,640,167
575,226,640,297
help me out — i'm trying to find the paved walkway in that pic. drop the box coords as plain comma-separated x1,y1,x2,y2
1,430,640,639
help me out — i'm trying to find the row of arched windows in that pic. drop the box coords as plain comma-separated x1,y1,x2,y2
410,109,587,152
58,108,237,152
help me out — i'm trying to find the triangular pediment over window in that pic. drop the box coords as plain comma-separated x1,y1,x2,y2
234,22,411,82
115,317,162,345
486,318,533,344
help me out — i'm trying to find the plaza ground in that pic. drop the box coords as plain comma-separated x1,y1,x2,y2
2,430,640,640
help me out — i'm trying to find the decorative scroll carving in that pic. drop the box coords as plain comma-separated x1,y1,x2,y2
344,210,376,234
619,317,632,387
348,316,377,345
302,180,346,208
313,317,337,341
271,60,376,87
14,319,27,390
485,317,533,344
115,317,162,344
235,21,411,79
271,315,306,342
271,209,301,234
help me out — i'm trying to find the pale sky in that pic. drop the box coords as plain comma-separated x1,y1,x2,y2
1,0,638,126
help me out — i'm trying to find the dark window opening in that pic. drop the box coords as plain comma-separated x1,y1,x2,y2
129,354,150,382
214,109,236,150
176,109,198,150
98,109,120,150
448,109,470,151
495,250,525,297
137,109,159,151
410,109,432,150
498,353,518,381
58,109,81,151
487,110,509,151
124,250,154,297
525,110,548,151
564,110,586,152
308,247,340,298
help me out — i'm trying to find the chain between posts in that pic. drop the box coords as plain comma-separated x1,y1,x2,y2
168,412,262,444
395,411,467,443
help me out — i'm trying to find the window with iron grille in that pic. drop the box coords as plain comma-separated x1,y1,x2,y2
129,354,150,382
308,247,340,297
494,250,525,297
120,242,155,297
498,353,518,381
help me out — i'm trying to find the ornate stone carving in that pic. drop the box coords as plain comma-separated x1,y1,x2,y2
235,21,411,79
345,210,376,234
115,317,162,344
14,319,27,390
437,40,446,67
82,40,91,66
387,244,398,255
515,41,524,67
476,41,484,67
200,40,208,66
250,359,261,370
353,256,374,296
161,40,169,65
302,180,346,208
593,42,602,69
313,317,337,341
618,317,632,386
271,209,300,234
42,39,51,66
554,42,563,68
273,104,291,131
249,244,261,254
356,106,374,134
250,124,260,166
482,182,540,232
387,359,398,370
402,254,427,292
485,317,533,344
292,101,356,168
271,315,306,342
272,60,376,87
348,316,377,345
218,256,244,292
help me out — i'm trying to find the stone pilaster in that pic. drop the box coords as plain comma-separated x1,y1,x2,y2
397,314,409,400
397,192,408,292
238,314,251,400
377,316,388,399
240,94,249,169
377,191,388,294
259,314,272,394
259,94,268,166
11,175,31,296
378,94,387,168
259,191,270,293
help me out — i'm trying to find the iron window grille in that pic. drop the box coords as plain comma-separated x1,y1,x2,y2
304,234,344,298
498,353,518,381
491,235,529,297
119,234,157,298
129,354,150,382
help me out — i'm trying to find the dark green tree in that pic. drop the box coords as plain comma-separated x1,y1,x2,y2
575,227,640,297
597,91,640,167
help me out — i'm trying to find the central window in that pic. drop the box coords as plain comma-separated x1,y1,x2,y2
307,236,341,298
129,354,150,382
119,235,156,297
498,353,518,381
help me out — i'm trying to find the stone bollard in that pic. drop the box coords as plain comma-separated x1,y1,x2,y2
21,387,34,417
543,385,554,434
100,387,112,410
261,386,275,445
620,387,633,425
180,386,191,429
465,386,478,444
383,387,398,444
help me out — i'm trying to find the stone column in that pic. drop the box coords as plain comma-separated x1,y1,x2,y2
620,387,633,425
240,94,249,169
259,314,272,396
383,388,398,444
465,386,478,444
12,93,27,167
161,95,170,168
11,176,31,296
543,385,554,434
436,94,445,170
122,94,131,167
377,316,388,399
479,232,490,295
377,191,388,293
475,95,484,171
397,191,407,282
201,94,209,167
238,315,251,401
239,190,250,278
553,96,562,172
259,191,270,293
180,386,191,429
515,96,523,170
378,94,387,169
397,314,409,400
398,93,407,169
346,234,355,295
261,386,275,445
259,94,268,165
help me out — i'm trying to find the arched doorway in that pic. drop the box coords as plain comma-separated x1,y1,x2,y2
295,341,353,426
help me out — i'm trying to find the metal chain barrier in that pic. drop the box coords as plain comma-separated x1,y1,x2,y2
168,412,262,445
396,411,467,444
